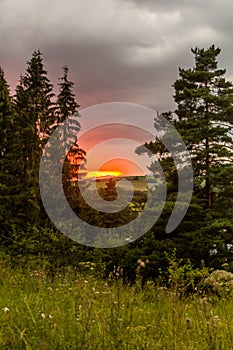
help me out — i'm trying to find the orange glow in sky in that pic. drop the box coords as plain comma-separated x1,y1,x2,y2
84,158,144,179
77,123,152,177
100,158,144,176
85,170,122,179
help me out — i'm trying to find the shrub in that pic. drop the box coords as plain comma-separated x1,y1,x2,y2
165,250,211,296
203,270,233,297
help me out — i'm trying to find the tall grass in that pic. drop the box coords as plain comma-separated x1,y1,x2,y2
0,260,233,349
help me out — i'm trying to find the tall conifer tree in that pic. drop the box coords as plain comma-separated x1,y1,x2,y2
56,66,87,205
13,51,55,226
173,46,233,267
174,45,233,209
0,67,16,236
137,46,233,268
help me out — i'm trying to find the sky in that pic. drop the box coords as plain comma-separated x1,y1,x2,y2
1,0,233,175
1,0,233,110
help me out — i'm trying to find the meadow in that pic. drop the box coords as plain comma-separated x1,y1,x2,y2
1,258,233,350
89,176,148,193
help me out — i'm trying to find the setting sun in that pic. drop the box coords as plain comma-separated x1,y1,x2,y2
100,158,144,176
83,158,145,179
84,171,122,179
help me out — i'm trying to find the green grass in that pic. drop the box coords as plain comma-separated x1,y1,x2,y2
90,177,148,193
0,261,233,349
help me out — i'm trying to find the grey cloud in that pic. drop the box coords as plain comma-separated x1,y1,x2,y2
0,0,233,111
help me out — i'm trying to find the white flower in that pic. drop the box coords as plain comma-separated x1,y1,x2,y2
2,307,9,313
41,313,46,319
212,315,220,322
48,314,52,319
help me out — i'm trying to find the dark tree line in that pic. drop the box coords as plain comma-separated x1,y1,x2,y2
0,51,88,267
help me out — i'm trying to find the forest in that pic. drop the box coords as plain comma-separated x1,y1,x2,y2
1,45,233,349
1,45,233,279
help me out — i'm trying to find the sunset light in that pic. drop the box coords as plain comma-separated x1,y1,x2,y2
84,171,122,179
83,158,145,180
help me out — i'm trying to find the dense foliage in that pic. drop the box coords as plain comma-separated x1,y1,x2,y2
0,46,233,283
136,45,233,275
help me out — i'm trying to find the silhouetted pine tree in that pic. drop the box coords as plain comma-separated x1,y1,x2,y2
56,66,87,208
13,51,55,227
0,67,17,237
137,46,233,270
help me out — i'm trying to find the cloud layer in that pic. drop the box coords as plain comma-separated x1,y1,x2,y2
1,0,233,111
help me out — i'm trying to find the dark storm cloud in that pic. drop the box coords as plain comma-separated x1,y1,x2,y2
0,0,233,111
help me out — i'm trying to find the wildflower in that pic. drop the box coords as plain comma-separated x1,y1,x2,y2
137,259,146,269
48,314,52,319
212,315,220,322
2,307,9,313
140,261,145,268
41,313,46,319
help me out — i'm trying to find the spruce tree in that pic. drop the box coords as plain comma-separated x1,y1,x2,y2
174,45,233,209
56,66,84,159
0,67,16,236
13,51,55,227
0,67,13,159
57,66,80,123
173,45,233,268
137,46,233,269
20,50,55,141
56,66,87,207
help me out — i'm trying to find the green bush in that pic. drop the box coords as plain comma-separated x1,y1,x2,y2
165,250,211,296
203,270,233,297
